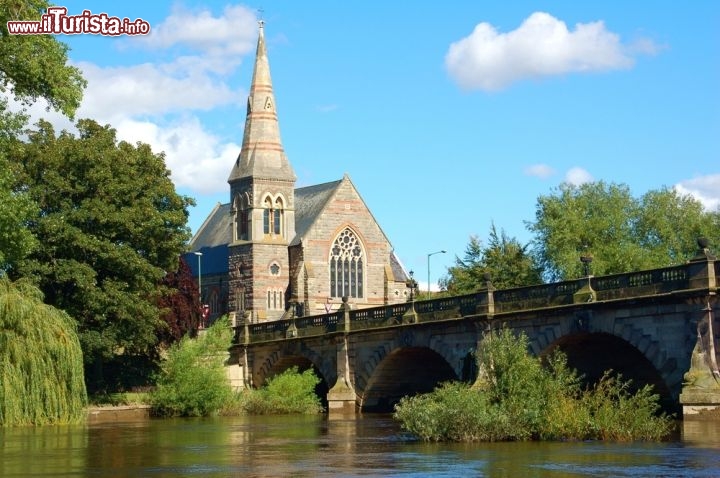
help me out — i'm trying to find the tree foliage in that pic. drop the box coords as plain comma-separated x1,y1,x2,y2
237,367,323,415
441,224,542,294
0,0,86,118
11,119,193,392
527,181,720,281
157,256,201,347
0,105,36,272
0,277,87,426
394,329,673,442
0,1,85,272
150,316,233,417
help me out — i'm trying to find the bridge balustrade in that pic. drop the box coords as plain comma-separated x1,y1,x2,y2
232,260,711,345
493,281,583,312
350,303,411,329
592,265,689,300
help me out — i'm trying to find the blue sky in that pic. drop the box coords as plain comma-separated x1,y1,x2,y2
20,1,720,290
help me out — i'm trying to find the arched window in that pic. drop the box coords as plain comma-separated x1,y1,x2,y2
263,197,272,234
266,289,284,310
263,196,284,237
236,194,249,241
329,228,364,298
274,197,283,235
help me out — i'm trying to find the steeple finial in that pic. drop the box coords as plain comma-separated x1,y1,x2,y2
228,21,295,184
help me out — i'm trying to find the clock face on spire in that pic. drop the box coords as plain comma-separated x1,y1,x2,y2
264,97,273,111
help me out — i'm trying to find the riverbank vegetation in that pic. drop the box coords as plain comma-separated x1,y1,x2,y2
230,367,323,415
0,278,87,426
393,329,673,442
150,317,322,417
150,317,233,417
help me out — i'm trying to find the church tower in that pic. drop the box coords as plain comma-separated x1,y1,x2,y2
228,21,296,322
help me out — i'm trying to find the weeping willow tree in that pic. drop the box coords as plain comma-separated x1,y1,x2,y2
0,277,87,426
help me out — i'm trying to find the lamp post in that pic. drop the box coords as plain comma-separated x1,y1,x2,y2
580,252,593,277
406,270,417,302
193,251,203,303
427,250,446,297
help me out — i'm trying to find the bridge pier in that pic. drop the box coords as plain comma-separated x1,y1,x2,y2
679,296,720,418
327,301,358,415
679,244,720,418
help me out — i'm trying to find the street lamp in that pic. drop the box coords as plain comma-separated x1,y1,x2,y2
427,250,446,297
580,252,593,277
406,270,417,302
193,251,203,302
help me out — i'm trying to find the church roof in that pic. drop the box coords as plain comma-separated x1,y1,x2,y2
187,179,343,251
228,21,295,184
291,179,343,246
186,202,231,276
389,251,408,282
190,202,232,249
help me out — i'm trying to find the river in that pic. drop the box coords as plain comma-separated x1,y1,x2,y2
1,414,719,477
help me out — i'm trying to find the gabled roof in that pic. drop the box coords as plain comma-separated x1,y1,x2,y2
186,202,232,276
188,180,343,251
189,202,232,250
291,179,342,246
389,251,409,282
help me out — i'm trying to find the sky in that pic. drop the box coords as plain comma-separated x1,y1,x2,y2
14,1,720,291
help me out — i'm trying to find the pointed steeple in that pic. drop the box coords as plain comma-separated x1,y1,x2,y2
229,21,295,183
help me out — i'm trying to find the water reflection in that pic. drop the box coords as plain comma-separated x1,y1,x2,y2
1,414,719,477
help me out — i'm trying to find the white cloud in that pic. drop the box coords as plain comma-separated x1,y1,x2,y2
524,163,555,179
565,167,593,185
113,117,239,194
77,61,242,121
675,174,720,211
446,12,655,91
133,4,258,57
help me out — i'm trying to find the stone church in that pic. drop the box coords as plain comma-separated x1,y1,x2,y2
187,23,410,323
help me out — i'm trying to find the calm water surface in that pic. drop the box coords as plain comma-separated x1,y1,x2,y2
1,415,719,477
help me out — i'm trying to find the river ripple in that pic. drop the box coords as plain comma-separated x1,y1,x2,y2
1,415,718,477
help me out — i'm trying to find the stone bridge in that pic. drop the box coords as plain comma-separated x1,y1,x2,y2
226,248,719,417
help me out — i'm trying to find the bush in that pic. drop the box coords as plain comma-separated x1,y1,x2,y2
394,328,673,442
150,316,233,417
236,367,323,415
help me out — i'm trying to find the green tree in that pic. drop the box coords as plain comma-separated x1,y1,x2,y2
527,181,720,281
11,119,194,393
0,107,36,272
1,0,86,118
151,316,233,417
0,0,86,272
441,224,542,294
1,277,87,426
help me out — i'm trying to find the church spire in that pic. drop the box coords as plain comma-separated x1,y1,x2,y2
229,21,295,183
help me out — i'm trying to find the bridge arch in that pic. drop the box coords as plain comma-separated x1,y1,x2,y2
540,332,676,412
358,346,458,413
252,343,336,409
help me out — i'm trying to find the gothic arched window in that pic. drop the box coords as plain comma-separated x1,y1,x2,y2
236,194,250,241
263,196,284,237
329,228,364,298
274,197,283,235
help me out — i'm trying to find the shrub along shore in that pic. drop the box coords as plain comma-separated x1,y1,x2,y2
393,329,674,442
